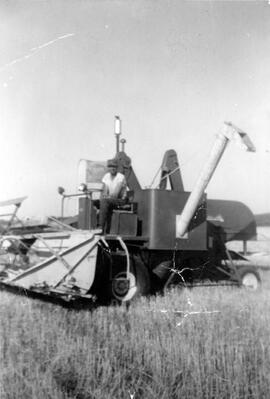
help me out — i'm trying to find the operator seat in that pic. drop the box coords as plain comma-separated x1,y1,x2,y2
77,159,137,235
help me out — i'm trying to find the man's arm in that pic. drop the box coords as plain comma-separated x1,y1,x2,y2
101,174,109,198
101,182,108,198
119,176,127,200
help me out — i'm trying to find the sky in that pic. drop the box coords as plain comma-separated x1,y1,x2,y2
0,0,270,218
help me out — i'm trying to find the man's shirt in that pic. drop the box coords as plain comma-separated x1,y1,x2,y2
102,172,127,199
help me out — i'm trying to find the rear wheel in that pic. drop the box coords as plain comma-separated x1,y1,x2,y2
237,266,261,290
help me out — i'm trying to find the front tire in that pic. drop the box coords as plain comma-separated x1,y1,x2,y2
111,255,150,302
237,266,261,290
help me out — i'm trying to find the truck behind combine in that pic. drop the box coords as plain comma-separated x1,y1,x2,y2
0,118,261,306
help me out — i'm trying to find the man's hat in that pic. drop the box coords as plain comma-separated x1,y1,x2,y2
107,158,118,167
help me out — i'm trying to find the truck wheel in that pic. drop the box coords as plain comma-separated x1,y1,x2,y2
237,266,261,290
111,255,150,302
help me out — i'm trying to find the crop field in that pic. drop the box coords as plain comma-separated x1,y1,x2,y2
1,269,270,399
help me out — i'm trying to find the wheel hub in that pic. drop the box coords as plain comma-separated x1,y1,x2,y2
241,273,259,290
113,277,130,296
112,271,137,301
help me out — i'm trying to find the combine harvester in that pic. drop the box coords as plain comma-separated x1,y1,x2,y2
0,118,261,306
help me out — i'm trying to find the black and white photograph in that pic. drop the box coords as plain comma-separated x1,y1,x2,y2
0,1,270,398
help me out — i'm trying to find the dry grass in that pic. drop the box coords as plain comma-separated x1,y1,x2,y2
1,270,270,398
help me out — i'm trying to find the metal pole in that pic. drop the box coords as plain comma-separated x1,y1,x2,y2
116,135,120,153
61,196,65,219
120,138,126,152
114,115,121,154
243,240,247,256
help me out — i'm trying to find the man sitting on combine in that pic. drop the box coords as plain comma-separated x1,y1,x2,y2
99,158,127,234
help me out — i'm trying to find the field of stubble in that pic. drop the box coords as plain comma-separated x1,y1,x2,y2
1,269,270,399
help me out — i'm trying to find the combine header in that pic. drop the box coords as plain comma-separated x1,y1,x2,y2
0,118,261,305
